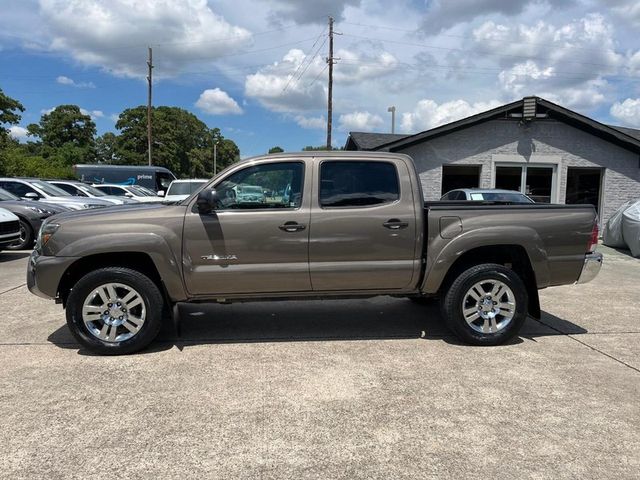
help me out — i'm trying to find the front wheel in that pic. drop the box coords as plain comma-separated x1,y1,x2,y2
66,267,165,355
442,263,528,346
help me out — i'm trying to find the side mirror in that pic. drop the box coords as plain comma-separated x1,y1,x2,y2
24,192,39,200
157,190,165,197
196,188,219,213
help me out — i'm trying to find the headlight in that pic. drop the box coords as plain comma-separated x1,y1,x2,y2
35,222,60,250
85,204,105,209
26,206,48,215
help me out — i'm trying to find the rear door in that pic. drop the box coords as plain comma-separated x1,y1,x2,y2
182,159,312,295
309,158,418,291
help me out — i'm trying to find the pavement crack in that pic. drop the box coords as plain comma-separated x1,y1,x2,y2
533,317,640,374
0,283,26,295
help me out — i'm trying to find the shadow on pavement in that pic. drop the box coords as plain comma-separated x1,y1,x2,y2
0,251,30,263
47,298,588,355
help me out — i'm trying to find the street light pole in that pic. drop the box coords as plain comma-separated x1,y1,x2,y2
387,106,396,134
213,141,218,176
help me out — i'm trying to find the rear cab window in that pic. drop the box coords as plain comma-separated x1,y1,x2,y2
319,161,400,208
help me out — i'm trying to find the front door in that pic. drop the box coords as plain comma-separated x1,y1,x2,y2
309,158,418,291
182,160,311,295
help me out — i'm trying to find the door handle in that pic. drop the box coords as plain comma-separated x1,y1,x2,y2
279,221,306,232
383,219,409,230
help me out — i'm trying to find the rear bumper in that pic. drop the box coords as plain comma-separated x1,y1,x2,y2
576,252,603,284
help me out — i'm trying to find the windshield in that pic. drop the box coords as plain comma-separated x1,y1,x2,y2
128,185,153,196
31,180,71,197
470,192,534,203
0,188,19,201
167,181,207,196
137,186,157,196
78,184,107,196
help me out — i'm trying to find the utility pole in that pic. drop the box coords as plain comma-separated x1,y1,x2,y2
388,106,396,134
326,16,335,150
147,47,153,166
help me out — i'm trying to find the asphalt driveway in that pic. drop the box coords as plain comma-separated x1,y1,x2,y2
0,246,638,479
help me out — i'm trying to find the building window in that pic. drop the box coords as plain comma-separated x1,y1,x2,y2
565,167,602,213
441,165,481,195
495,164,556,203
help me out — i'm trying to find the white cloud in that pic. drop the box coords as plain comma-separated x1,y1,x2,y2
401,99,502,132
295,115,325,129
338,111,384,132
9,126,29,141
195,88,243,115
610,98,640,127
267,0,361,24
39,0,252,78
80,108,104,119
56,75,95,88
335,49,398,84
421,0,574,33
245,49,326,112
474,14,622,110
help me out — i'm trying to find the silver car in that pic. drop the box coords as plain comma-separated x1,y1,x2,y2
48,180,138,205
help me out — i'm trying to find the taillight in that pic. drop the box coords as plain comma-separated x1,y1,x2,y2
587,221,598,253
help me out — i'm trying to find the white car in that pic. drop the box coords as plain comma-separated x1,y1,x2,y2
0,207,21,252
0,178,111,210
48,180,138,205
162,179,208,203
92,184,164,203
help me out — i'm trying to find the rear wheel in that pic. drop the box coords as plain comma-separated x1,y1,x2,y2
7,218,33,250
66,267,164,355
442,263,528,346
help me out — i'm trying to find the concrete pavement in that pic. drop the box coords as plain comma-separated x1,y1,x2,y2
0,247,638,479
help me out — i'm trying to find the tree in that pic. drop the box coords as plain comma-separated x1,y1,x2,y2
26,105,97,165
301,145,343,151
268,146,284,154
96,132,118,164
0,88,24,142
115,106,240,177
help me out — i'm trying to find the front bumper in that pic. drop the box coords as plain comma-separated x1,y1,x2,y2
0,231,20,248
576,252,603,284
27,250,79,300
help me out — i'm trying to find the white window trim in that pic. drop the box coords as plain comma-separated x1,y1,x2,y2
490,154,561,203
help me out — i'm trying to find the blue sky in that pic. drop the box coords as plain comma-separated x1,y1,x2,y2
1,0,640,158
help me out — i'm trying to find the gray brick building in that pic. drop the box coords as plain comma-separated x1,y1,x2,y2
345,97,640,226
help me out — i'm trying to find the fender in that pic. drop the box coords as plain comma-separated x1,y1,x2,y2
421,225,550,294
54,232,187,301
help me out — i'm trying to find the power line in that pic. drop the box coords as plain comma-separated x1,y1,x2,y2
340,32,623,70
282,26,327,93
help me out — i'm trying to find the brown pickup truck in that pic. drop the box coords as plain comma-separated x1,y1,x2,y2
27,152,602,354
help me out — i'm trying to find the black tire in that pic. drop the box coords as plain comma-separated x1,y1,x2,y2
7,218,34,250
442,263,528,346
66,267,165,355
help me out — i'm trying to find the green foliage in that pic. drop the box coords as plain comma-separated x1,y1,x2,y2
268,146,284,154
0,90,242,180
0,88,25,141
114,106,240,177
0,143,73,178
301,145,343,151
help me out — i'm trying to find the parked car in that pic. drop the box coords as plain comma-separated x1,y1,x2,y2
233,184,266,204
441,188,535,203
91,184,164,203
162,179,208,203
0,187,69,250
0,178,111,210
74,164,176,194
27,151,602,355
48,180,138,205
0,207,21,252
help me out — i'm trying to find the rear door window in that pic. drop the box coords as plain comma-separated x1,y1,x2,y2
319,161,399,208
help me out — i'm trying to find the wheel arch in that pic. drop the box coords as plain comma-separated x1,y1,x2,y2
57,252,173,308
435,245,540,319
